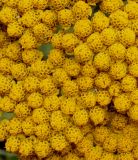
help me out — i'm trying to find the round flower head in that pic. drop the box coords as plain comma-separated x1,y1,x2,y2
87,32,103,53
33,23,53,44
130,19,138,36
78,91,96,109
109,61,127,80
7,21,24,38
118,28,135,47
92,11,109,32
96,90,111,106
114,93,131,113
122,123,138,141
27,92,43,109
19,30,37,49
22,117,35,136
58,9,74,28
126,46,138,64
11,63,28,81
93,126,110,145
32,108,49,124
5,43,21,61
5,136,20,153
33,0,48,9
133,145,138,160
89,106,107,125
0,6,18,25
0,58,14,75
21,10,39,28
100,0,124,14
35,123,50,140
117,134,134,153
101,152,116,160
9,82,25,102
81,60,97,78
48,49,65,67
50,110,68,131
95,72,111,89
124,1,138,19
0,96,16,112
65,125,83,144
62,80,79,97
0,121,9,141
49,0,69,11
64,153,80,160
128,104,138,122
72,1,92,20
77,76,94,92
108,42,126,62
43,95,60,112
18,0,34,13
76,134,93,155
14,102,31,119
7,118,22,135
73,109,89,126
74,19,92,39
103,133,117,153
129,62,138,77
101,27,117,46
51,133,68,151
41,10,57,28
34,140,50,158
0,74,13,95
111,113,128,130
63,59,80,77
30,61,51,79
19,138,33,156
51,32,63,49
117,153,134,160
74,43,93,64
93,52,111,71
62,33,79,53
109,10,129,30
4,0,19,7
85,145,103,160
60,97,76,115
52,68,69,87
121,75,137,92
130,89,138,104
22,49,43,65
23,76,40,93
39,77,58,96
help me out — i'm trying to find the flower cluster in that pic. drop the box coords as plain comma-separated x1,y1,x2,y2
0,0,138,159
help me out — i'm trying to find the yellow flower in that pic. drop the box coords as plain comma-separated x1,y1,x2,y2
100,0,124,14
7,21,24,38
34,140,51,158
74,19,92,39
5,136,20,153
114,93,131,113
92,11,109,32
65,125,83,144
50,110,68,131
73,109,89,126
72,1,92,20
58,9,74,28
74,43,93,63
51,133,68,151
89,106,107,125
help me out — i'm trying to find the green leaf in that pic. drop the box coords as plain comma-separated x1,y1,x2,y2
38,43,53,60
55,25,62,33
1,112,14,120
